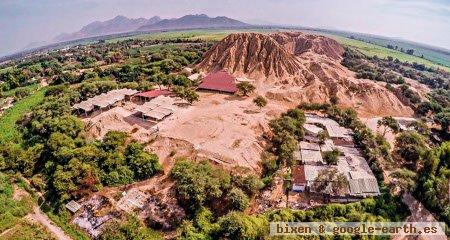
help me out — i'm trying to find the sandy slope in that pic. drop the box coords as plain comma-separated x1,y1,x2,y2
199,32,418,117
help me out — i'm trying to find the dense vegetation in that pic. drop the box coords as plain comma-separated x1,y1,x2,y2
259,108,306,185
177,196,407,239
171,159,263,215
0,173,34,232
415,142,450,224
342,47,449,89
99,215,162,240
0,84,162,207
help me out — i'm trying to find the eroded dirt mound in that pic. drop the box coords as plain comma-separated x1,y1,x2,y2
198,32,305,79
198,32,414,117
270,32,344,60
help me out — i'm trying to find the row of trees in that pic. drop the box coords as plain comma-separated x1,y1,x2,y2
178,195,408,239
259,108,307,185
342,47,449,89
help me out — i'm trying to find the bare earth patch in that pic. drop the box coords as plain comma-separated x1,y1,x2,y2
157,92,286,171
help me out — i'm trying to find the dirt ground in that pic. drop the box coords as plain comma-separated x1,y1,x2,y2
362,116,418,147
82,91,287,172
82,102,156,142
157,91,286,171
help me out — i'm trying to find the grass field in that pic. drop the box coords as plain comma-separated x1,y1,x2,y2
0,173,34,233
331,35,450,72
107,29,273,43
109,28,449,72
0,88,46,143
2,221,57,240
341,34,450,68
1,84,40,98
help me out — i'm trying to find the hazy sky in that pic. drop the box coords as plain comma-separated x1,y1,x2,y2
1,0,449,56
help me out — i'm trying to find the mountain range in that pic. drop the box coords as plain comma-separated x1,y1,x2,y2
53,14,250,43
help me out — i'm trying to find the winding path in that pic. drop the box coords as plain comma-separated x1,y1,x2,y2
26,206,73,240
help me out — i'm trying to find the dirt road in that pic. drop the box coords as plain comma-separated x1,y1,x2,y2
26,206,72,240
391,193,446,240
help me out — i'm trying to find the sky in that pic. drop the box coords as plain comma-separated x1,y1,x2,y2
0,0,449,57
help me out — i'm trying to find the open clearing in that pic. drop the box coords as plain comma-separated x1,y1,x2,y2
83,91,287,171
157,92,285,171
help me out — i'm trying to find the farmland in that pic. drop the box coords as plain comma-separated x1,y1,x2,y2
331,35,450,72
108,28,450,72
0,88,46,143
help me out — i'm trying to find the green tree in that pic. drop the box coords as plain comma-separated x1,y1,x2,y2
389,168,417,194
173,86,199,104
236,82,255,96
214,212,268,239
227,188,249,211
317,130,328,144
102,131,128,152
407,120,430,136
394,131,427,167
125,142,162,180
253,96,267,109
377,116,401,136
240,174,264,196
312,168,348,196
171,159,231,212
435,111,450,133
99,215,162,240
159,59,181,74
322,149,340,165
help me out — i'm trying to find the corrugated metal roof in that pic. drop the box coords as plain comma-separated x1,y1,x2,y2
198,71,238,93
320,139,334,152
72,89,136,112
136,89,173,98
144,107,173,120
300,141,321,151
304,123,323,135
301,149,324,164
188,73,200,81
304,165,324,182
292,165,306,185
65,200,81,213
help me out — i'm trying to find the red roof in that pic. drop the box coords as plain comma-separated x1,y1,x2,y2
292,165,306,185
136,89,173,98
198,71,238,93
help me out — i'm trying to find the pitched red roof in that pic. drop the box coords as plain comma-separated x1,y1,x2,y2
136,89,173,98
292,165,307,185
198,71,238,93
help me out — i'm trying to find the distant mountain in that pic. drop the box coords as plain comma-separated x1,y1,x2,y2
53,15,162,42
137,14,250,31
23,40,49,50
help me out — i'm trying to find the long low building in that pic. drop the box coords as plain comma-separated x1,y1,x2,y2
198,71,238,94
72,88,138,115
306,114,353,141
136,89,174,102
135,95,175,121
